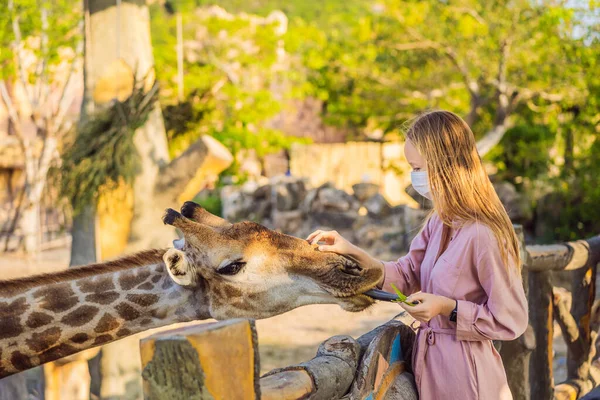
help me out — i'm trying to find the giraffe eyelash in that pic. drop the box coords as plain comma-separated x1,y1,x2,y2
216,261,246,276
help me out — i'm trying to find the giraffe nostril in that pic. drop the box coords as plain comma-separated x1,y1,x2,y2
340,263,363,277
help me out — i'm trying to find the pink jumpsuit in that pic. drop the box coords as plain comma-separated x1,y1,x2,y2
381,214,528,399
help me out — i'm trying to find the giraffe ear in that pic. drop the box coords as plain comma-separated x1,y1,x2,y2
163,248,195,287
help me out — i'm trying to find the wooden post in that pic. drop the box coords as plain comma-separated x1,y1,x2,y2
500,225,535,400
140,319,260,400
529,270,554,400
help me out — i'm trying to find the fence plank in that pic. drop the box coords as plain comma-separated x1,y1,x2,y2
526,235,600,272
140,319,259,400
529,270,554,400
499,225,535,400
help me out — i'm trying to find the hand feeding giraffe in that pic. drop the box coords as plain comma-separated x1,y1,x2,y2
0,201,382,378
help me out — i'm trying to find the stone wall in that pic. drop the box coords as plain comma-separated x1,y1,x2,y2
220,177,429,260
289,141,417,207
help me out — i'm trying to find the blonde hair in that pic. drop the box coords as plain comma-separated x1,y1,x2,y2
406,110,520,269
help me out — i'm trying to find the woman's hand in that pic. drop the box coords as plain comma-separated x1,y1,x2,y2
306,229,385,284
306,230,356,255
399,293,456,323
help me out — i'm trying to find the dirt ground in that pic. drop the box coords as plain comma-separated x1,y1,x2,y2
0,246,569,379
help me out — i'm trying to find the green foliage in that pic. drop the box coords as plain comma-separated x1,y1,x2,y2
151,2,308,171
149,0,600,241
60,79,159,215
192,191,222,217
487,125,555,184
0,0,80,80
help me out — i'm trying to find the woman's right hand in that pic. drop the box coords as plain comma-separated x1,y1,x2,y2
306,230,356,256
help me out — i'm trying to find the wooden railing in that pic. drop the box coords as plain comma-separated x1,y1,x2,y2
139,225,600,400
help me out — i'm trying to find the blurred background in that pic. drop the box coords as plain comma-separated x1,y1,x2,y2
0,0,598,399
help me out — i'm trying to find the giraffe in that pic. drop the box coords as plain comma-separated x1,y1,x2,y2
0,201,383,379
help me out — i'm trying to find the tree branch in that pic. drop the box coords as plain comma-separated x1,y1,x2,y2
33,5,49,108
154,135,233,203
553,287,587,360
0,80,23,136
51,20,84,136
8,0,34,109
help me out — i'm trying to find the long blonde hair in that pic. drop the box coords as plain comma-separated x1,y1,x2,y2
406,110,520,269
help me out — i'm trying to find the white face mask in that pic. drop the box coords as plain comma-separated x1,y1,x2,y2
410,171,432,200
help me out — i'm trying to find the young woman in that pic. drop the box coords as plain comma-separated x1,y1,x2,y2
307,110,528,399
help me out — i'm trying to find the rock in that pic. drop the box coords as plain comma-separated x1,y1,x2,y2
272,209,304,234
273,177,307,211
312,187,358,213
493,181,533,224
352,183,380,203
220,186,253,221
310,211,357,230
364,193,392,217
405,185,433,209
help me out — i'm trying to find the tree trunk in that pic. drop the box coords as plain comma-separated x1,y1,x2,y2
19,201,40,254
64,1,233,398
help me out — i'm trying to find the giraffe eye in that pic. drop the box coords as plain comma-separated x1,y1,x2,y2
217,261,246,276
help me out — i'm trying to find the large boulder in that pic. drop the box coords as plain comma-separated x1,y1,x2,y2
493,181,533,225
273,177,307,211
364,193,392,218
352,183,380,203
405,184,433,210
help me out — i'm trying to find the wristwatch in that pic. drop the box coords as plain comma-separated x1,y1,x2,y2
449,301,458,322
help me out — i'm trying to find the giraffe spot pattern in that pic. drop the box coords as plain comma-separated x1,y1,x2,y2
151,275,162,284
25,327,62,353
137,282,154,290
93,335,113,346
85,292,120,305
77,276,115,293
70,333,90,344
0,298,29,317
38,343,78,365
26,312,53,329
0,298,28,340
116,328,132,338
11,351,35,371
0,317,24,340
60,305,100,327
126,294,160,307
33,284,78,313
119,270,151,290
95,313,120,334
140,318,153,327
161,278,174,290
115,303,141,321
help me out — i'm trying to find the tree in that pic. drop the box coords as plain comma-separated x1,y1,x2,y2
62,1,233,398
0,0,81,253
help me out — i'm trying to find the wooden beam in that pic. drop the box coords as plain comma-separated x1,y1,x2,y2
525,235,600,272
566,256,598,396
154,135,233,204
140,319,259,400
529,270,554,400
260,335,360,400
500,225,534,400
260,370,314,400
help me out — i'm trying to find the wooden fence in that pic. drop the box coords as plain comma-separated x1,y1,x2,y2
139,225,600,400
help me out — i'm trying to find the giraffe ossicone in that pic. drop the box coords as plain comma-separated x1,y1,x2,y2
0,202,383,378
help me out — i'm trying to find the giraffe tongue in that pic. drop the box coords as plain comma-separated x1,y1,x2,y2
173,238,185,250
364,289,399,302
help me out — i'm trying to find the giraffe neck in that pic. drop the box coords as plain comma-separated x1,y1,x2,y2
0,256,210,378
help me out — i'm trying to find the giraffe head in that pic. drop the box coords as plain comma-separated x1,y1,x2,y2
162,201,382,319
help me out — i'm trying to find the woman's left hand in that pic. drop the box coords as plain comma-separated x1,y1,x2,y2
399,293,456,323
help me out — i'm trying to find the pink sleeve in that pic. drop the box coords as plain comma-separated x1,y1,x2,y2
456,239,528,342
378,217,432,296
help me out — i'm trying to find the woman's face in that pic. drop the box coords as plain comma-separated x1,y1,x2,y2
404,139,426,171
